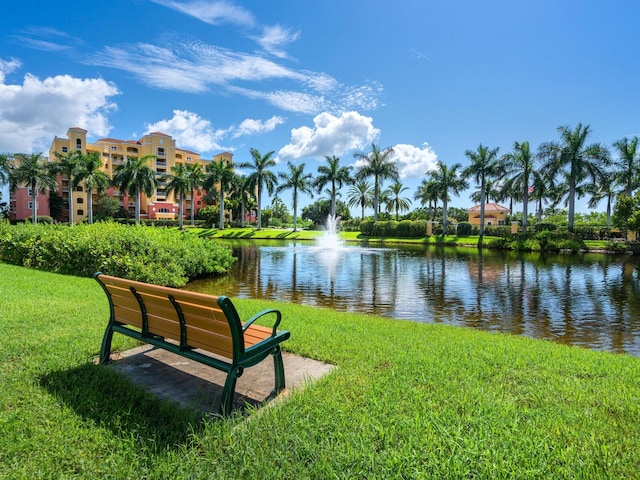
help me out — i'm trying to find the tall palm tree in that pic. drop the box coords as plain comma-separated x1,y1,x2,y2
229,174,253,227
383,181,412,220
501,141,536,233
346,179,373,220
538,123,610,232
428,161,468,232
52,150,82,224
112,154,157,224
186,162,205,226
204,158,234,230
239,148,278,229
276,162,314,231
163,163,191,230
0,154,11,206
314,155,352,219
463,144,500,239
354,144,398,221
583,170,616,227
414,178,439,220
612,136,640,197
73,152,110,224
11,152,58,224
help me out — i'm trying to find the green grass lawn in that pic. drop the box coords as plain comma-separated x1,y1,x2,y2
2,263,639,478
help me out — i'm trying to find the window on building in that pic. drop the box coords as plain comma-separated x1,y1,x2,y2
77,210,84,216
27,188,33,197
159,208,169,213
111,146,117,151
498,220,505,226
77,198,84,204
76,139,82,150
27,201,39,210
157,147,165,156
76,186,83,192
62,146,68,153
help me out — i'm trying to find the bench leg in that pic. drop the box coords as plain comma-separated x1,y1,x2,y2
220,366,241,416
99,325,115,364
272,346,285,393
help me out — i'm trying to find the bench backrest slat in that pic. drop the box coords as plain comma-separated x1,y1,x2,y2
96,273,244,359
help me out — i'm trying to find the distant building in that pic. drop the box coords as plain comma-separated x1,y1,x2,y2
10,127,233,223
466,203,509,227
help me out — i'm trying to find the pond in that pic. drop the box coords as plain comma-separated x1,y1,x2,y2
185,240,640,356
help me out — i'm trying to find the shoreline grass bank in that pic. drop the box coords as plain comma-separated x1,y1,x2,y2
1,263,639,478
187,226,626,253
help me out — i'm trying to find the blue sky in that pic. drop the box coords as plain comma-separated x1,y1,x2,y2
2,0,639,215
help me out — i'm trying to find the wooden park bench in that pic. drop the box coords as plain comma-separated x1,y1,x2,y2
94,272,291,415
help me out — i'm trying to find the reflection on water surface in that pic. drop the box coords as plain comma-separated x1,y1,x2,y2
185,240,640,356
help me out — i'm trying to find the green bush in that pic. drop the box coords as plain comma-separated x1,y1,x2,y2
372,220,399,237
410,220,427,237
360,219,374,236
456,222,472,236
534,222,557,232
0,222,235,287
484,225,511,237
396,220,413,237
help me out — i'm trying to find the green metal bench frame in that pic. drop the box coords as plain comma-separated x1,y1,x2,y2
94,272,291,416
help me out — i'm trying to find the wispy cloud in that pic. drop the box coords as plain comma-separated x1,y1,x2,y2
252,25,300,59
10,27,80,53
150,0,255,27
89,39,380,114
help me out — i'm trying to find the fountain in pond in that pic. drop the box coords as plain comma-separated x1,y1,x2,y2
316,214,343,249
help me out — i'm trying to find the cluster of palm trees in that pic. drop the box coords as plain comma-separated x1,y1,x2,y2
3,123,637,233
416,123,639,236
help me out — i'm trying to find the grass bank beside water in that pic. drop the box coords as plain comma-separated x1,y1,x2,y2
189,226,617,252
2,263,640,478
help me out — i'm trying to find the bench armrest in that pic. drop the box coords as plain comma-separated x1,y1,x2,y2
243,308,282,337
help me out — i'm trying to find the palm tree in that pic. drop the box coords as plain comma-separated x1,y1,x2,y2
612,136,640,197
346,179,373,220
112,154,157,224
239,148,278,229
52,150,82,224
463,144,500,239
414,178,439,220
501,141,536,233
204,158,234,230
0,154,11,201
73,152,110,224
538,123,610,232
230,174,253,227
163,163,192,230
583,170,616,227
354,144,398,221
427,161,468,232
314,155,352,219
186,162,205,226
276,162,314,231
384,181,412,220
11,152,58,224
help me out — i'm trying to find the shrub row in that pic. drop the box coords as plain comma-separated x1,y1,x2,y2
360,219,428,237
0,221,235,287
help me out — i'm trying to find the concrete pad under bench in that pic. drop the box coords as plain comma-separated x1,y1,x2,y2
107,345,337,416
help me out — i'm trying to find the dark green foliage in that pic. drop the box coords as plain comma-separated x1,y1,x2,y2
0,222,234,287
534,222,558,232
484,225,511,237
359,218,374,235
456,221,472,236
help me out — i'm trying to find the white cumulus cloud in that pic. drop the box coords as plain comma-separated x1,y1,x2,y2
0,64,119,153
232,116,285,138
144,110,229,153
279,111,380,160
390,143,439,179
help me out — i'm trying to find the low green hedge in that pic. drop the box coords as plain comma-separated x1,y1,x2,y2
0,221,234,287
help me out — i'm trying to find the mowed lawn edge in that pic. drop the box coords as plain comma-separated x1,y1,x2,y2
1,262,639,479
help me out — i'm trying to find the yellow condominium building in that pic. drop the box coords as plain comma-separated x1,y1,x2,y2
15,126,234,224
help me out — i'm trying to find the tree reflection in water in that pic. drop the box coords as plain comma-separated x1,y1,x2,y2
186,240,640,356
